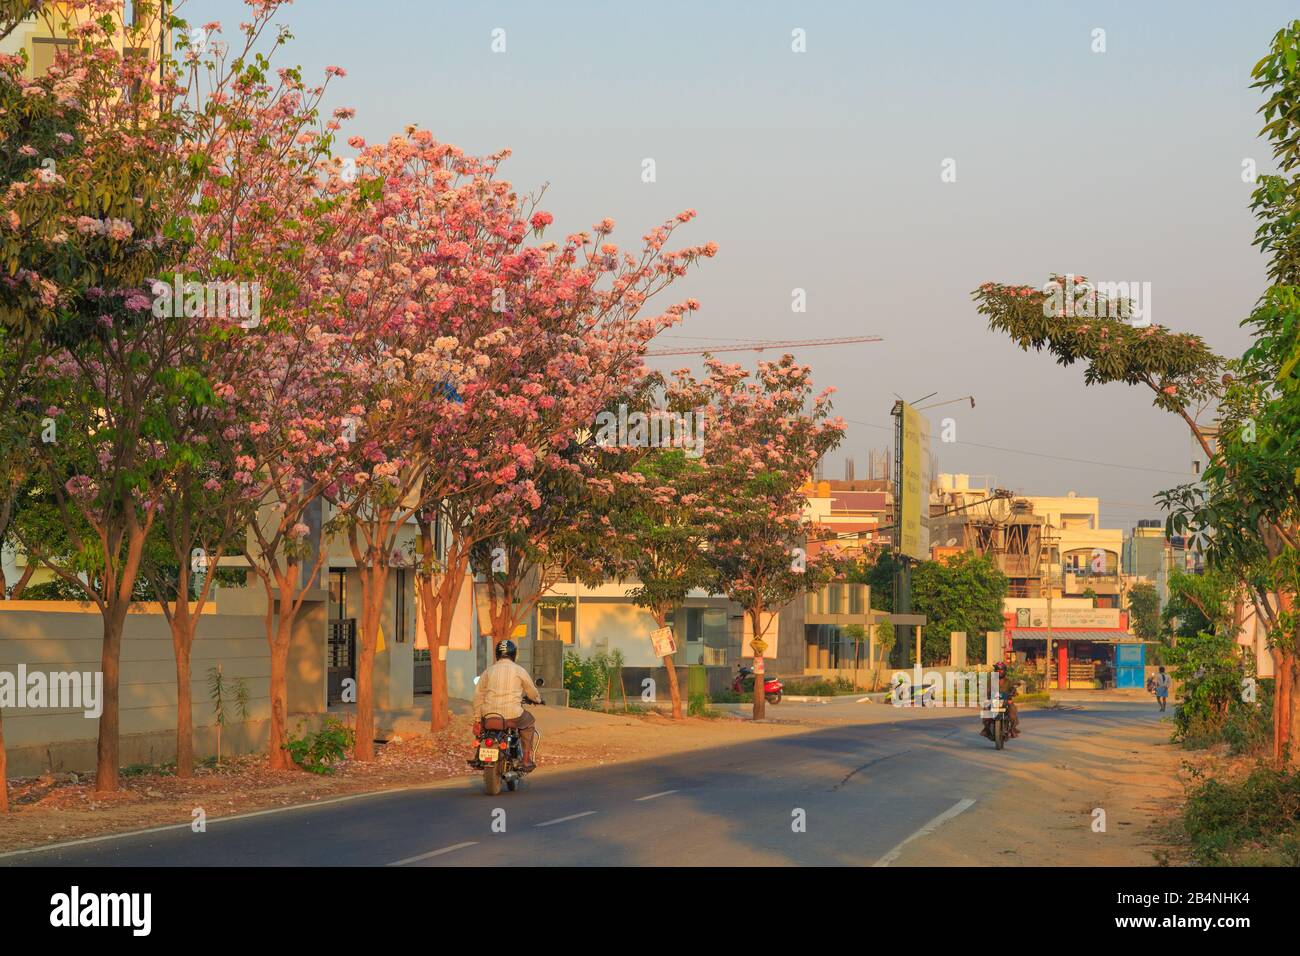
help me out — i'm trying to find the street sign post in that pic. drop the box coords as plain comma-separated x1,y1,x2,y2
650,626,676,658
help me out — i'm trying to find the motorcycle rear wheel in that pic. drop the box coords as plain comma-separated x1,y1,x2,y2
483,760,503,795
766,692,781,705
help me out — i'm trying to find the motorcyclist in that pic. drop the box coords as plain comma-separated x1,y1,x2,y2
472,639,543,771
981,661,1020,739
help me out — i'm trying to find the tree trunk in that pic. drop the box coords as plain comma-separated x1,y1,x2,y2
0,708,8,813
418,568,459,735
267,618,292,770
654,610,682,719
491,610,514,643
662,653,682,719
429,644,451,733
9,562,34,599
1274,592,1296,766
750,609,766,721
171,612,194,778
352,576,384,761
94,599,129,793
1289,652,1300,768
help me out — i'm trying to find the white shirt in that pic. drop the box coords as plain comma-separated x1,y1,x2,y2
473,659,541,720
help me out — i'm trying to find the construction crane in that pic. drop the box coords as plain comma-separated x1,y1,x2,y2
644,335,883,357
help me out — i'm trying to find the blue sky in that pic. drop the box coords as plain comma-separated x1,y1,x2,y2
195,0,1298,526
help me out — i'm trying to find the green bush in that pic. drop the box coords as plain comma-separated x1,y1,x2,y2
1183,762,1300,865
687,693,718,718
1166,631,1269,752
709,688,745,703
564,651,610,706
782,676,857,696
284,718,354,774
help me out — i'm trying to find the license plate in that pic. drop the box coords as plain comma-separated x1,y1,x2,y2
478,746,499,762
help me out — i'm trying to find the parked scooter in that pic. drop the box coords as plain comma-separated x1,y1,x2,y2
733,665,783,705
468,676,545,795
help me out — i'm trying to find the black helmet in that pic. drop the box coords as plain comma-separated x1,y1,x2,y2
495,639,517,661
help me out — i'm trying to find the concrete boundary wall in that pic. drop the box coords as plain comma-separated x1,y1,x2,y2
0,596,327,777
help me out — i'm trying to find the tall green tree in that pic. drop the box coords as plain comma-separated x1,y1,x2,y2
1162,19,1300,764
1127,582,1161,642
910,552,1008,665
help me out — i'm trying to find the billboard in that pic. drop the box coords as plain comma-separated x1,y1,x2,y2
898,402,931,561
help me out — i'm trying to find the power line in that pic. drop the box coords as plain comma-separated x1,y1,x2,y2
841,418,1194,477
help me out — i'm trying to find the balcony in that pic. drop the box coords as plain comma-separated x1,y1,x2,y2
1064,572,1120,596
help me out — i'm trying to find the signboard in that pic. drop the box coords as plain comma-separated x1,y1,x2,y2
742,612,779,659
1010,607,1122,629
650,626,677,658
898,402,931,562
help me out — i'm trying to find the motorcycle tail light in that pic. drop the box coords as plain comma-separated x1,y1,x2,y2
499,741,508,749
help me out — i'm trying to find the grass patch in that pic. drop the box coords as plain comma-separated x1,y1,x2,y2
687,694,719,718
781,676,858,697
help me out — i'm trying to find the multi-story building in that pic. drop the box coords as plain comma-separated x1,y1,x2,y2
803,478,892,559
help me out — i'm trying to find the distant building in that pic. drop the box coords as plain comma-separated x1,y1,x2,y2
803,479,892,558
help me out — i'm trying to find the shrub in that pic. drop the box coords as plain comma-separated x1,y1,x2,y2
563,651,610,706
1182,762,1300,865
687,693,717,718
1166,631,1269,752
284,718,354,774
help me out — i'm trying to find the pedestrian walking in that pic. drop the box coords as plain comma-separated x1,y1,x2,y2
1152,666,1172,712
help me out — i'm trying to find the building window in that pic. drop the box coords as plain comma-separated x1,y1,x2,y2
537,598,575,643
328,569,347,620
676,607,729,665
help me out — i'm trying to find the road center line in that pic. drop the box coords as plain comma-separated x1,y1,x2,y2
635,790,679,802
871,798,976,867
388,841,478,866
535,811,598,827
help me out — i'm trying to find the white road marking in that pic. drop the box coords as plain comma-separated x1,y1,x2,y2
535,810,597,828
872,798,976,867
388,841,479,866
635,790,679,802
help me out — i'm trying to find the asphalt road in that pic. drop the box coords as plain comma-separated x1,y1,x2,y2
2,699,1165,867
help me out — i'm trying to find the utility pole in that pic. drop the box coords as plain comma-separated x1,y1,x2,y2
1044,522,1057,690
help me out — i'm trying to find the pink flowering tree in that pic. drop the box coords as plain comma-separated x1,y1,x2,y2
303,128,715,739
691,356,847,719
137,14,349,779
402,184,716,734
7,0,341,789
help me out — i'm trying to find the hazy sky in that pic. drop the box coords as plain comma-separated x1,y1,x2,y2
196,0,1296,528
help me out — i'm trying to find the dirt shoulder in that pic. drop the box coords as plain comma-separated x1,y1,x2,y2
890,704,1190,866
0,706,814,855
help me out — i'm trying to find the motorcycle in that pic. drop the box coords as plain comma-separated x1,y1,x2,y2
468,676,545,795
733,665,783,705
981,691,1011,750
